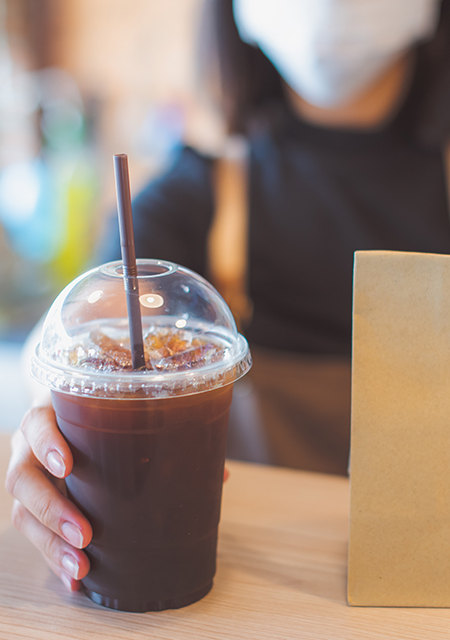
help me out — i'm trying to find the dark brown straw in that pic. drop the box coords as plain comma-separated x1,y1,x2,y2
113,154,146,370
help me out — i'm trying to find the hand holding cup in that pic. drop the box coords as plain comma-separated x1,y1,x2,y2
6,404,92,590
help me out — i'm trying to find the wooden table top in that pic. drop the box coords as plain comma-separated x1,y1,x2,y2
1,433,450,639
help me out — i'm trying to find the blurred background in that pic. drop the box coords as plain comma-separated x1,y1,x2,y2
0,0,223,430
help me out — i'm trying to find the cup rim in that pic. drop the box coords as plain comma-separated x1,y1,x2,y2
31,333,252,399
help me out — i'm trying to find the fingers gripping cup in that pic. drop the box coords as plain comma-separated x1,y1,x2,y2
31,259,251,612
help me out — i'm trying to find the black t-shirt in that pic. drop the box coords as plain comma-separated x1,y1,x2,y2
99,52,450,357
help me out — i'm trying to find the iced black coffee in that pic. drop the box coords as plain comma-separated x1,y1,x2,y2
32,260,251,612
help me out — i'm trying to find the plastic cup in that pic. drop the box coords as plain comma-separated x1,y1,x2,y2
31,259,251,612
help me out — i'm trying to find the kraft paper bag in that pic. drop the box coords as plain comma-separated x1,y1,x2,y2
348,250,450,607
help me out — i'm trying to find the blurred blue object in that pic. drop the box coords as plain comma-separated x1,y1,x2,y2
0,65,100,339
0,157,60,262
0,340,29,432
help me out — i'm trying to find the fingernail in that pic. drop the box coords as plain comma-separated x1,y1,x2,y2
61,554,79,580
61,571,73,591
47,450,66,478
61,522,83,548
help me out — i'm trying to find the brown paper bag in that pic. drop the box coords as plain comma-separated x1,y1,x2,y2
348,250,450,607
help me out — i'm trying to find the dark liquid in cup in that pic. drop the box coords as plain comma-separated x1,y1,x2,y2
52,383,232,612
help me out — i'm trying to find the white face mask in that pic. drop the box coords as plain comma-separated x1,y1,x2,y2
233,0,441,108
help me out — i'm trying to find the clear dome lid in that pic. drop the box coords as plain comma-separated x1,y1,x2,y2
31,259,251,398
